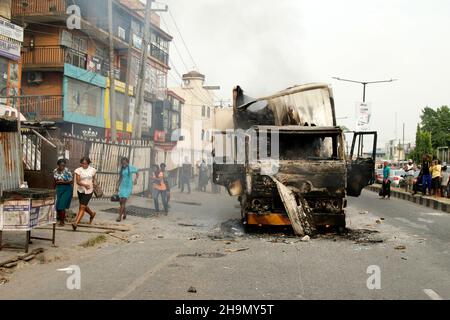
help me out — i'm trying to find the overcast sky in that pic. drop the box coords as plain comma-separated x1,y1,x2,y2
161,0,450,146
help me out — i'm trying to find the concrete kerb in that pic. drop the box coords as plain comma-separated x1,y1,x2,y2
366,184,450,214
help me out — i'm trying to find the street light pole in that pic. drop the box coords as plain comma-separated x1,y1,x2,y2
108,0,117,142
332,77,397,103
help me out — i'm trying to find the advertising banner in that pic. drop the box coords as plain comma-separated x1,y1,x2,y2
356,102,372,131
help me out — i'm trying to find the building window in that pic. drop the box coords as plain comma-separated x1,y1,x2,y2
207,107,211,119
201,129,205,141
202,105,205,117
66,78,102,118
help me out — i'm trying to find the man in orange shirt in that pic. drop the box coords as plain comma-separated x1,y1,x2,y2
153,165,168,213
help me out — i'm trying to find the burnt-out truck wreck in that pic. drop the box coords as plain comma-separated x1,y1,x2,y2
212,83,377,236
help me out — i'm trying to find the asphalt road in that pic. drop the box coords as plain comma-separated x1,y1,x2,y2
0,189,449,300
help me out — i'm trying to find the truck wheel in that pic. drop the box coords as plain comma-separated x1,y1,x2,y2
337,225,347,235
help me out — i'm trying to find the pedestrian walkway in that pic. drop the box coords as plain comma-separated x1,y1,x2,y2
367,184,450,214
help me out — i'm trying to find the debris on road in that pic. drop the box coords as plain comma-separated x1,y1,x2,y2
0,248,44,268
3,262,18,268
77,223,131,232
173,201,202,206
225,247,249,253
178,223,207,228
359,210,369,215
188,237,197,241
301,235,311,242
79,235,107,248
395,245,407,250
375,220,382,224
178,252,226,259
188,286,197,293
107,233,130,243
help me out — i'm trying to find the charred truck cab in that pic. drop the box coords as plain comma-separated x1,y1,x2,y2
212,83,377,235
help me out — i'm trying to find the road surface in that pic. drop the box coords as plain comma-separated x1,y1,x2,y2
0,189,449,300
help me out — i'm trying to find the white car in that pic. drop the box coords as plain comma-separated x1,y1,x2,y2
388,169,406,187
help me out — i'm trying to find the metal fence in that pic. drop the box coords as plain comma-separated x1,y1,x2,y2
0,131,22,196
63,135,154,198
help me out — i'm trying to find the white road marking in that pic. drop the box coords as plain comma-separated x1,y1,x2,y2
112,252,179,300
421,212,445,217
417,218,434,224
423,289,443,300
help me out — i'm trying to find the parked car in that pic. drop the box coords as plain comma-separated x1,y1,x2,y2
389,169,405,187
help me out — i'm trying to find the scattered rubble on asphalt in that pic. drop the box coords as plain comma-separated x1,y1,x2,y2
395,245,407,250
224,247,249,253
178,223,207,228
173,201,202,206
177,252,226,259
79,235,108,248
359,210,369,215
187,286,197,293
301,235,311,242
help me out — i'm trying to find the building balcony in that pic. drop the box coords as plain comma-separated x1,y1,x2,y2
12,0,67,19
22,46,66,70
19,95,64,121
22,46,107,74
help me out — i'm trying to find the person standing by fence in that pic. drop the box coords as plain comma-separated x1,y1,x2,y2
53,159,73,226
72,157,97,231
116,157,139,222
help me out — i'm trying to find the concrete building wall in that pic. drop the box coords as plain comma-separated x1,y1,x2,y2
170,71,216,166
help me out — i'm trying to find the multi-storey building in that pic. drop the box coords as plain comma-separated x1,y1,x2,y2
0,0,23,109
10,0,181,141
170,70,218,168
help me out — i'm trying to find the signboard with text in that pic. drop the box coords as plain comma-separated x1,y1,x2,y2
0,38,21,60
356,102,372,131
0,17,24,42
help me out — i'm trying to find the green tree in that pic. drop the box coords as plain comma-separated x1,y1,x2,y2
409,127,433,163
420,106,450,149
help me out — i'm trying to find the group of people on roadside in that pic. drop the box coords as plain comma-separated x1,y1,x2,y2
414,154,450,197
53,156,140,229
178,158,220,194
53,156,220,228
379,154,450,200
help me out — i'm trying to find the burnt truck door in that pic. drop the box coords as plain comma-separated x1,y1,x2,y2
212,130,247,196
346,131,377,197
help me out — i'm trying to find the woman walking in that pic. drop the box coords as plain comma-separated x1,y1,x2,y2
53,159,73,226
116,157,139,222
72,157,97,231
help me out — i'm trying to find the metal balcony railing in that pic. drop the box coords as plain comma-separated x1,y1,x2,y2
1,95,64,121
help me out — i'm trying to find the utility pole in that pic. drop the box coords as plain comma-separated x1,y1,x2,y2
133,0,153,139
402,122,405,160
108,0,117,142
332,77,397,103
123,29,134,139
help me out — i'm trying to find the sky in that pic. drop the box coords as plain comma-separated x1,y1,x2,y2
160,0,450,147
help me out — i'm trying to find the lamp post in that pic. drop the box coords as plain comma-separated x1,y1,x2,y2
332,77,397,103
